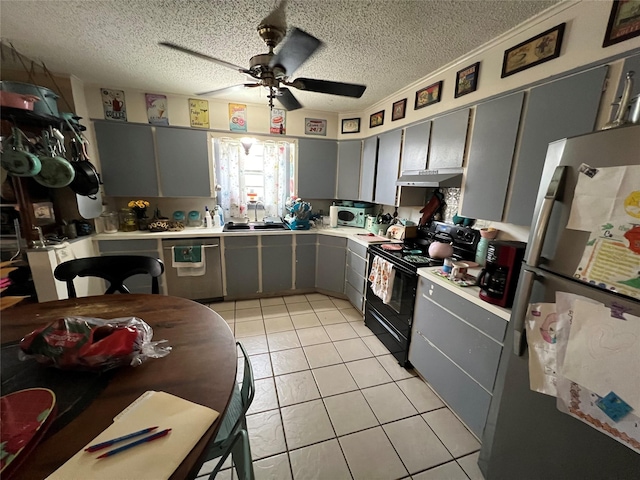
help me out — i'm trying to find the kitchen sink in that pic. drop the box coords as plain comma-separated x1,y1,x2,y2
223,221,290,232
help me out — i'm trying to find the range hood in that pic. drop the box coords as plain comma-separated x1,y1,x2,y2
396,168,463,188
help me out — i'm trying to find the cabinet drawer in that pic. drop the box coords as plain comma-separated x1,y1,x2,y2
224,236,259,248
346,267,365,295
318,235,347,248
347,250,367,277
261,235,292,247
345,281,363,312
296,234,317,245
347,240,368,259
98,240,159,253
414,291,502,392
409,332,491,438
417,277,507,342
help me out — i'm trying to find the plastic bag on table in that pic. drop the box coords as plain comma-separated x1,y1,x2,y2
18,316,171,371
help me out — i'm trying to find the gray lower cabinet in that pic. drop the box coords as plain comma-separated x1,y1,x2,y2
97,239,163,294
295,235,317,289
155,127,211,197
316,235,346,294
359,137,378,202
428,109,470,169
409,276,508,437
345,240,368,312
506,66,608,225
401,121,431,173
94,122,158,197
298,138,338,199
374,129,402,206
224,236,259,297
460,92,525,221
262,235,293,293
337,140,362,200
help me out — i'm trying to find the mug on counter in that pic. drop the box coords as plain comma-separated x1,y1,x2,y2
442,257,454,274
450,261,469,280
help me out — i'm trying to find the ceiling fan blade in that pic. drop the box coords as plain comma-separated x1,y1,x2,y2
268,28,323,77
277,87,302,111
159,41,251,75
196,83,261,97
291,78,367,98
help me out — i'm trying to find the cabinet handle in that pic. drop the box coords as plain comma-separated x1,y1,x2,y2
513,268,536,356
163,244,219,250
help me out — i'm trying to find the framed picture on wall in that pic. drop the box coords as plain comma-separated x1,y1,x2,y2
454,62,480,98
501,23,565,78
341,117,361,133
414,81,442,109
602,0,640,47
392,99,407,121
369,110,384,128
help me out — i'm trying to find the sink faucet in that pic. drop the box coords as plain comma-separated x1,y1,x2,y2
32,226,46,248
254,201,264,222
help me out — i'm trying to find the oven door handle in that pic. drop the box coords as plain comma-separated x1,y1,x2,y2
375,314,400,342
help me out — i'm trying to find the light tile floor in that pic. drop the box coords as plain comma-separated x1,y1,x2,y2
197,293,483,480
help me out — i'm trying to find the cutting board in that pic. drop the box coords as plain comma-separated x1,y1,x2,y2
354,233,391,243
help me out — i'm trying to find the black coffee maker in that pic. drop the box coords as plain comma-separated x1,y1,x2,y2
477,240,526,308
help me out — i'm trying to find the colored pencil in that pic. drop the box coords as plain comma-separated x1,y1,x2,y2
85,426,159,452
96,428,172,459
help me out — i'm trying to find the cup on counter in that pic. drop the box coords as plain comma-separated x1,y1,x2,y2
450,261,469,280
442,257,454,274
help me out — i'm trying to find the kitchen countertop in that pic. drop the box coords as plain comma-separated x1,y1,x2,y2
92,226,400,248
417,266,512,321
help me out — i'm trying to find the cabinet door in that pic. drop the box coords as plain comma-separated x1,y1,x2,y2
429,109,470,169
336,140,362,200
295,235,317,289
374,129,402,206
402,121,431,172
298,139,338,199
224,237,259,297
262,236,293,293
94,122,158,196
506,66,608,225
359,136,378,202
316,238,346,294
460,92,524,221
156,127,211,197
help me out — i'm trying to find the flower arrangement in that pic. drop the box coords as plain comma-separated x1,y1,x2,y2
128,200,150,220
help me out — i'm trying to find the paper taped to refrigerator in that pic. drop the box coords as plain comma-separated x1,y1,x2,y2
555,293,640,454
561,299,640,412
526,303,558,397
567,165,640,232
574,223,640,299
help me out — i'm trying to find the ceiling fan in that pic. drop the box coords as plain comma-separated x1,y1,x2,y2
159,0,366,111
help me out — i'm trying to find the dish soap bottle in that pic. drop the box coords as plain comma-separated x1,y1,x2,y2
204,206,213,228
214,205,224,226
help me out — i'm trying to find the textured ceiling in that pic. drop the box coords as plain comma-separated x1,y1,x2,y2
1,0,560,113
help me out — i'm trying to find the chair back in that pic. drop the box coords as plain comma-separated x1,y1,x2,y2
54,255,164,298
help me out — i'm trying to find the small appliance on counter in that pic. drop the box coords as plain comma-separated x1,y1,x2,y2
336,205,375,228
285,198,312,230
477,240,526,307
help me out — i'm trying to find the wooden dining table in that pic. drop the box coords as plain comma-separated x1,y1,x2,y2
1,294,237,479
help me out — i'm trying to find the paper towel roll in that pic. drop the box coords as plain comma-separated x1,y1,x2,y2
329,206,338,228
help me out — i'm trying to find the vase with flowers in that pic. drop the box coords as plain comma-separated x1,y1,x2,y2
128,199,150,230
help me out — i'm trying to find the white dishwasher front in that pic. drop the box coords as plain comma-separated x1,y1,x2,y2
162,237,223,301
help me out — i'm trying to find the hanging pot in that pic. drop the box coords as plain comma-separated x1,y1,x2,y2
68,138,101,196
0,81,59,117
33,130,74,188
0,91,39,111
0,127,41,177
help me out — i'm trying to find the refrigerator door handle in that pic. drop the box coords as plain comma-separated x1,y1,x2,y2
513,268,537,356
526,165,566,266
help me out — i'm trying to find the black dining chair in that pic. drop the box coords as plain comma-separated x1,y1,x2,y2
54,255,165,298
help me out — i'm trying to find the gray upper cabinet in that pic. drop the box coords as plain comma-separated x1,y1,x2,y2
336,140,362,200
359,136,378,202
460,92,525,221
402,121,431,172
94,122,158,197
298,138,338,199
374,129,402,206
429,109,470,170
156,127,211,197
506,66,608,225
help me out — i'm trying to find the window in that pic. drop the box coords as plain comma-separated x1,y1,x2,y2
213,136,295,220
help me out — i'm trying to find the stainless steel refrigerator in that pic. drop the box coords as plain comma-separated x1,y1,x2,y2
479,125,640,479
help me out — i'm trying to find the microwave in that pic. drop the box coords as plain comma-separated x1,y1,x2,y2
337,206,375,227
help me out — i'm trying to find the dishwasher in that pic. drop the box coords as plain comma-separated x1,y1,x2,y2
162,237,223,301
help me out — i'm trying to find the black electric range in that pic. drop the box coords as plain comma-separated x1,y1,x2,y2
365,222,479,367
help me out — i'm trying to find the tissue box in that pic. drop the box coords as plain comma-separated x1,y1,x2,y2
387,225,417,240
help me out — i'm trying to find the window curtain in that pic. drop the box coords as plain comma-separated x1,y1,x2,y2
216,138,291,220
